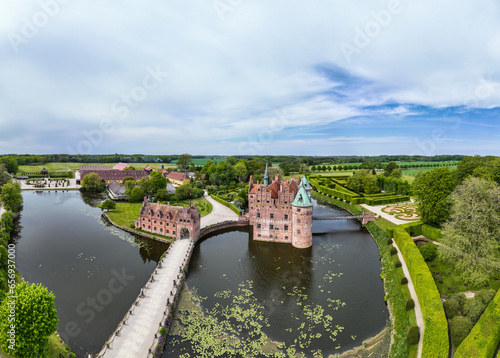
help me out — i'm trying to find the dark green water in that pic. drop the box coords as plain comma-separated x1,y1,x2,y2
12,191,168,357
164,198,389,357
14,192,388,357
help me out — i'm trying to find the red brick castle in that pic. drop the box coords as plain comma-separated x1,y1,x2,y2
135,198,201,240
248,164,314,248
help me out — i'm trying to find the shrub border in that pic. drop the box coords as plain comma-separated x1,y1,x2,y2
393,228,449,358
454,288,500,357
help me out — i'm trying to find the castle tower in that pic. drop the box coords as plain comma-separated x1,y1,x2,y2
291,186,313,248
264,163,270,186
300,174,312,196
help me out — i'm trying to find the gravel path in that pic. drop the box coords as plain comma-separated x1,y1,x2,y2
361,203,419,225
393,240,425,358
200,192,239,228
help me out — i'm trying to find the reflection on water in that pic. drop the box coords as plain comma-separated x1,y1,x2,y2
164,198,388,357
14,191,168,357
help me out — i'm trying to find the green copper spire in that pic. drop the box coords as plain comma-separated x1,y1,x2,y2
292,186,313,207
301,174,312,190
264,162,270,186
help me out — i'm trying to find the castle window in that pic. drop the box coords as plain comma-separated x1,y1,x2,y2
285,235,288,240
167,230,169,234
148,226,151,230
173,231,176,235
154,220,157,224
148,219,151,222
143,224,145,228
297,219,301,224
258,233,261,237
270,213,274,219
160,222,163,225
284,224,288,231
297,229,301,234
270,224,274,230
284,214,288,220
160,228,163,233
143,218,145,221
257,212,260,218
297,209,301,212
257,224,261,229
154,227,157,232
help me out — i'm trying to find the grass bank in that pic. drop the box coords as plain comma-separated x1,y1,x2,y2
106,197,213,228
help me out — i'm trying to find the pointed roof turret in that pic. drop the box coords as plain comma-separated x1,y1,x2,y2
300,174,312,190
292,186,313,207
264,162,270,186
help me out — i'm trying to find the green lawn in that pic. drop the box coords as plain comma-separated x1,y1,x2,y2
373,217,397,232
106,197,213,230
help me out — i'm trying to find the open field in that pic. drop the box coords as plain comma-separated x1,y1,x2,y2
171,157,227,166
18,162,177,173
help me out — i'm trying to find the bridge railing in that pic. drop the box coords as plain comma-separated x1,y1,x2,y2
96,239,181,357
146,240,195,357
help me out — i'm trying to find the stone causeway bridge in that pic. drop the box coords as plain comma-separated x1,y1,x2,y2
96,196,375,358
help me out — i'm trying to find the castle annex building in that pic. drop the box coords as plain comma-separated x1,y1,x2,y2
135,198,200,240
248,165,314,248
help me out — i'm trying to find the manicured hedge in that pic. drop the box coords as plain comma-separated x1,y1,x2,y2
210,195,241,215
421,224,442,241
386,221,423,238
364,195,410,206
454,289,500,358
393,228,449,358
310,178,409,206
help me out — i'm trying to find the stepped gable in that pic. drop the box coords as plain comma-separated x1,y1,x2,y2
140,200,199,222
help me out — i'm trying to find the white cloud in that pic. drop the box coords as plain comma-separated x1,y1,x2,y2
0,0,499,155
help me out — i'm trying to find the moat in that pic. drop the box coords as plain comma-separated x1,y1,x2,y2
13,191,388,357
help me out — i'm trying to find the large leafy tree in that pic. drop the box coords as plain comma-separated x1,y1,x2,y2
440,177,500,285
383,161,399,177
0,157,18,174
0,282,58,357
129,186,145,202
234,161,248,183
0,165,11,187
413,167,456,225
98,199,116,212
81,172,105,192
0,181,23,213
176,153,193,172
346,170,378,194
149,171,167,193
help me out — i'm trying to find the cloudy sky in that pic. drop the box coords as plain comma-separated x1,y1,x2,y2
1,0,500,156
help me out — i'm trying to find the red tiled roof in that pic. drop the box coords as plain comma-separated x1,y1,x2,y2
166,171,189,182
80,170,148,182
140,201,199,221
80,166,110,171
113,163,130,171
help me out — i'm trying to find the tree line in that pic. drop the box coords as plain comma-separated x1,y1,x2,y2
413,156,500,286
